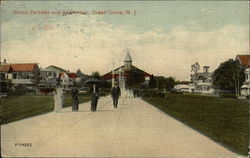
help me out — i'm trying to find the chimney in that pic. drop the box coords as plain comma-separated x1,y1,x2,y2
203,66,209,73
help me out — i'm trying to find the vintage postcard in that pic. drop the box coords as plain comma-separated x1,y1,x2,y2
0,1,249,158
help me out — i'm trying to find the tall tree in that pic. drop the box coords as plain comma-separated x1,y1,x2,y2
149,75,157,88
212,59,245,93
126,69,145,88
92,71,101,79
165,77,176,91
155,76,166,90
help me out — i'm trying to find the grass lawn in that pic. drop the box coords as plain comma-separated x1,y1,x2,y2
0,93,90,125
143,94,249,156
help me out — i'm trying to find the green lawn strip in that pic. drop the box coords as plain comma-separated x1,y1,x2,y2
1,94,90,125
143,94,249,155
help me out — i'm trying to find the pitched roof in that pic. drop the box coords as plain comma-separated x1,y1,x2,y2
68,73,77,79
59,72,77,79
0,64,12,72
101,65,151,80
236,55,250,66
11,63,38,72
45,65,67,72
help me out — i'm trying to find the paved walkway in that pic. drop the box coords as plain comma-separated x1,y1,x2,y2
1,96,245,158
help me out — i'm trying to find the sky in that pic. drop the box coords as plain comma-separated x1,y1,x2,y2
1,1,249,81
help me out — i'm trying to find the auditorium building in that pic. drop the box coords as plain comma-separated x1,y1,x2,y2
101,52,152,87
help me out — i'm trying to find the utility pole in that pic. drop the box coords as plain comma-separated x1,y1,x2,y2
112,61,115,88
0,46,1,66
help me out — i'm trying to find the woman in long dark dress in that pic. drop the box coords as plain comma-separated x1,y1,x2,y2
90,84,100,112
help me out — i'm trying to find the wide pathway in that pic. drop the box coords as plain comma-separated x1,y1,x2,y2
1,96,245,158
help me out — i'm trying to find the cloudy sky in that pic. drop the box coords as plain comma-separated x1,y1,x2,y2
1,1,249,80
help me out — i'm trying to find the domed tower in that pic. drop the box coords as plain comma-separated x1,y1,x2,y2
124,51,132,70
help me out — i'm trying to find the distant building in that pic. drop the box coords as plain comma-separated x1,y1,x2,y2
101,51,151,84
0,64,12,80
38,68,57,89
0,62,40,90
241,68,250,96
45,65,67,77
236,55,250,97
101,51,152,97
236,55,250,67
174,84,189,93
190,65,215,94
59,72,77,90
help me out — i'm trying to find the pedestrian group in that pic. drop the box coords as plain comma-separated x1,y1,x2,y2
53,80,122,112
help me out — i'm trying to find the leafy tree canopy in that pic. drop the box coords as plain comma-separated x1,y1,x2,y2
126,69,145,88
92,71,101,80
212,59,245,92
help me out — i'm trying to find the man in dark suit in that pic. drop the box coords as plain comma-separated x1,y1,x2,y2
111,82,121,108
90,84,100,112
71,85,79,111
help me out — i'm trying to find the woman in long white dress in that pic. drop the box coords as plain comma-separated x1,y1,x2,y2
54,85,63,112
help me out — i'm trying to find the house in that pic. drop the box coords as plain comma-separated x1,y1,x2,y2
237,55,250,97
241,68,250,96
59,72,77,90
0,61,12,95
38,68,57,89
174,84,189,93
45,65,67,77
0,62,40,90
236,55,250,67
190,65,215,94
0,64,13,80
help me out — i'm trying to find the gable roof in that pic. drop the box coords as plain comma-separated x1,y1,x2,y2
236,55,250,66
68,73,77,79
0,64,12,72
101,65,151,80
11,63,38,72
59,72,77,79
45,65,67,72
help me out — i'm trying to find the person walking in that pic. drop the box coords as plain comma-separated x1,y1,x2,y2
54,80,64,112
111,82,121,108
133,89,137,98
90,84,100,112
71,85,79,112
